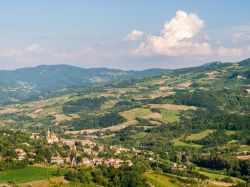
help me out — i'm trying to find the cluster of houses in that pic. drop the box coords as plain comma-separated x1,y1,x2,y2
110,145,141,155
45,131,135,168
13,130,157,170
50,153,133,169
14,130,153,169
81,157,133,168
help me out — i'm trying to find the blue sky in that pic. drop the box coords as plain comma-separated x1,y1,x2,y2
0,1,250,70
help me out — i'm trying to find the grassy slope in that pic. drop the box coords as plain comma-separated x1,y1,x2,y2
0,166,68,184
158,109,179,123
198,170,245,183
186,130,214,141
120,108,152,120
144,172,179,187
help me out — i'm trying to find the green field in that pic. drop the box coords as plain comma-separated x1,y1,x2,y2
172,137,202,149
186,130,214,141
0,166,68,184
225,130,236,136
198,170,245,183
100,99,118,110
131,132,149,139
144,172,179,187
120,108,152,120
239,145,250,151
158,109,179,123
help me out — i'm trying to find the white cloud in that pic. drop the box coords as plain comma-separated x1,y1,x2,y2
217,47,243,57
0,44,114,68
0,44,53,60
25,44,48,53
124,29,144,41
134,11,212,57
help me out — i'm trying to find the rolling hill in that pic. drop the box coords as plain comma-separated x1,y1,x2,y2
0,64,168,104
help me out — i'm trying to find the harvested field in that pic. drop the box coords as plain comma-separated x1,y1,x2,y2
236,155,250,160
177,80,192,88
100,93,116,97
149,104,197,111
150,91,175,99
152,79,166,85
144,113,162,119
18,176,65,187
53,114,73,122
34,109,43,113
0,108,21,114
149,120,162,125
209,180,234,187
66,120,138,134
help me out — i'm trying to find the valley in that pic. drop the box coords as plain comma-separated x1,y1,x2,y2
0,59,250,186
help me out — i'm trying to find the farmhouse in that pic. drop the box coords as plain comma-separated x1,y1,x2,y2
60,138,76,149
15,148,26,161
125,160,133,167
51,155,64,164
30,133,40,139
82,157,92,165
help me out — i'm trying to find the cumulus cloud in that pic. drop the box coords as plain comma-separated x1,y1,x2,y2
124,29,144,41
217,47,243,57
134,11,212,57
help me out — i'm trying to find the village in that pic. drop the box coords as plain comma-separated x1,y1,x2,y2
14,130,138,169
11,129,197,174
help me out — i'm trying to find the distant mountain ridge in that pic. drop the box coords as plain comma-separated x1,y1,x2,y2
0,64,169,104
0,58,249,105
0,64,168,91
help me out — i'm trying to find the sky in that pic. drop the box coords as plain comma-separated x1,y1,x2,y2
0,0,250,70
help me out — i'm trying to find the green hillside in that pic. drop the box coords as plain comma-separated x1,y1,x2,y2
0,59,249,186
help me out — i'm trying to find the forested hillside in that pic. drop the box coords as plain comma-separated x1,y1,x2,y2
0,65,168,105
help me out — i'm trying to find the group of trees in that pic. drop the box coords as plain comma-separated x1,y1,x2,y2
65,163,149,187
63,97,107,114
62,112,126,130
0,130,67,170
192,154,250,181
185,130,231,147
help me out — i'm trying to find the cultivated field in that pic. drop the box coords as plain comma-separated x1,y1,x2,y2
236,155,250,160
0,166,68,184
144,172,179,187
120,108,152,120
66,120,138,134
186,130,214,141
